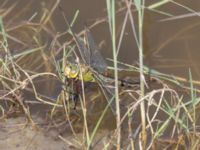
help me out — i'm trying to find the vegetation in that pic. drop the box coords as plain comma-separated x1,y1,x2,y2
0,0,200,149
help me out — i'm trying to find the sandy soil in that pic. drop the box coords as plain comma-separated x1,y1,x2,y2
0,114,112,150
0,116,76,150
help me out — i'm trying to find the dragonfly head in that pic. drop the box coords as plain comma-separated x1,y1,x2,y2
64,63,79,79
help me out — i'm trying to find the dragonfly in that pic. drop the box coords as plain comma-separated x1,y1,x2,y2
64,29,108,83
64,28,139,113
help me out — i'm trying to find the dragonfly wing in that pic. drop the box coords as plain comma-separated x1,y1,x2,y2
93,72,116,114
85,29,107,74
74,34,91,65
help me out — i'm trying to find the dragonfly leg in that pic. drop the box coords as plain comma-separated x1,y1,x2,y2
68,92,79,109
65,78,81,110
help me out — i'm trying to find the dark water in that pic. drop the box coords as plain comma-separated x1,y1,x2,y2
3,0,200,78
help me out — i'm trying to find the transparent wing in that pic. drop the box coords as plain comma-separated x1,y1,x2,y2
92,70,116,114
85,28,107,74
73,29,115,113
74,34,91,65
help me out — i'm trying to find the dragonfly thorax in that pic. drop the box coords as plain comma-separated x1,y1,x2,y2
64,63,95,82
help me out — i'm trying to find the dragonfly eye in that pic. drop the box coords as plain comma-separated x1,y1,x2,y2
64,67,70,76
